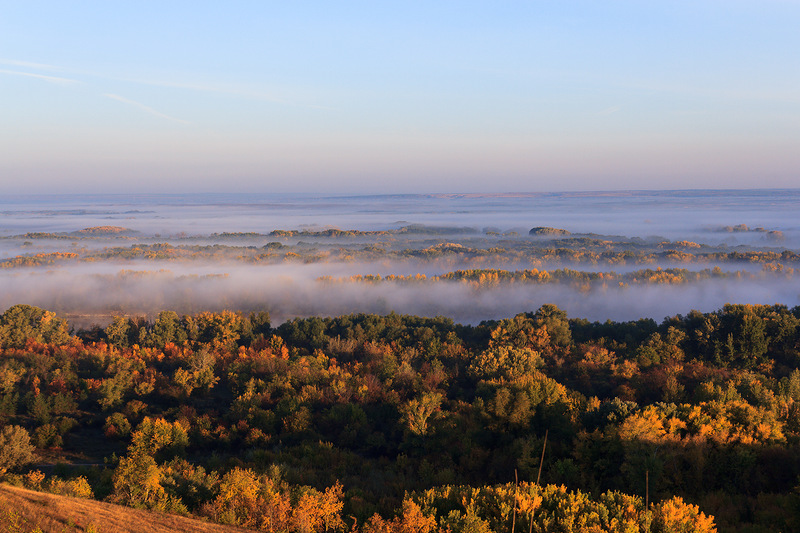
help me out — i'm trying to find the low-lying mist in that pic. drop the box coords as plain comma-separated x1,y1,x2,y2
2,191,798,328
1,261,797,329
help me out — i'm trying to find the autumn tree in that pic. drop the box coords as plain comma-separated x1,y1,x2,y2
402,392,443,436
111,417,189,511
468,345,542,382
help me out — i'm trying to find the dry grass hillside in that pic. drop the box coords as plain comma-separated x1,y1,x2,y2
0,484,253,533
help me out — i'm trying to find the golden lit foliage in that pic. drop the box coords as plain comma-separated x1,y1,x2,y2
402,392,443,436
361,500,436,533
651,496,717,533
203,467,344,533
400,482,716,533
468,345,543,382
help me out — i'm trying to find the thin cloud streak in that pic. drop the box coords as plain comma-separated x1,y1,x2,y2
0,68,79,85
1,57,331,111
104,93,191,124
0,58,66,71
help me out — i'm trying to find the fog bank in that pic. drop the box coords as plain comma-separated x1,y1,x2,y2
1,263,797,328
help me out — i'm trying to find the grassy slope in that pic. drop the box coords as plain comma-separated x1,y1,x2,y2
0,484,253,533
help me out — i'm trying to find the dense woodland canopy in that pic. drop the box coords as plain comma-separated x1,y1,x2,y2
2,302,800,532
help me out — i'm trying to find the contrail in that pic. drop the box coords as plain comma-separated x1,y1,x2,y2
104,93,191,124
0,68,78,85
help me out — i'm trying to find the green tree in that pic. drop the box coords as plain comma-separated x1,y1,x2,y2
0,304,70,348
713,305,769,368
0,425,35,478
532,304,572,348
104,316,134,347
148,310,187,347
242,311,271,346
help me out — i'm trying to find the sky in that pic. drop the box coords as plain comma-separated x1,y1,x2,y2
2,1,799,195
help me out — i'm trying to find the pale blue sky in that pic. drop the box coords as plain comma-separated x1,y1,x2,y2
2,1,799,194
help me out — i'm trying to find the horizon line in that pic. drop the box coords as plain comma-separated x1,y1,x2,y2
3,186,800,202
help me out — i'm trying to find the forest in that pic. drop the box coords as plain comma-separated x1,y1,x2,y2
2,197,800,531
2,302,800,532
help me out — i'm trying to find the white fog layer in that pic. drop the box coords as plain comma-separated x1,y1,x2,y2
1,190,798,328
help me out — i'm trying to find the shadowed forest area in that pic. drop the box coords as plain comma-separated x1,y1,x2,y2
2,302,800,532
